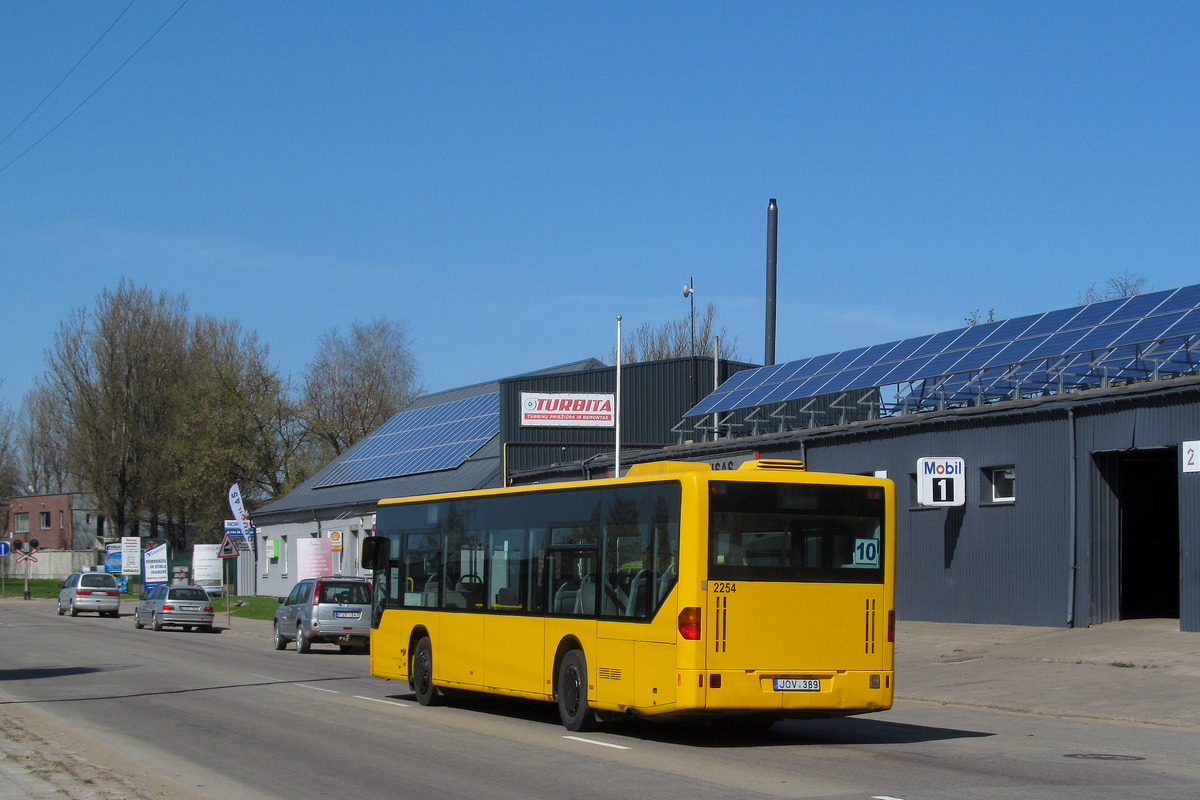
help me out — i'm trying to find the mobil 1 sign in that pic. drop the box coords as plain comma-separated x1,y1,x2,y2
917,457,965,507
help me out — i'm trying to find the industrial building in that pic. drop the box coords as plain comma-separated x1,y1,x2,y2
253,281,1200,632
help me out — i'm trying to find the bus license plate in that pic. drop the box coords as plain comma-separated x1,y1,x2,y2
774,678,820,692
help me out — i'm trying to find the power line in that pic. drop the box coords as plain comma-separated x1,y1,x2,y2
0,0,137,149
0,0,190,175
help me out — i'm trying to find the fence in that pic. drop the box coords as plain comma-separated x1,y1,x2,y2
1,549,103,582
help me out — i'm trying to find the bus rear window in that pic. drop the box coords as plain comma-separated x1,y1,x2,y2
709,481,885,583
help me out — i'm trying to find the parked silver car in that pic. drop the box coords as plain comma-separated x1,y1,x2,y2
58,571,121,617
274,576,371,653
133,585,216,632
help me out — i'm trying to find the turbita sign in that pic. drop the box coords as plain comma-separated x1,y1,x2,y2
520,392,615,428
916,457,965,507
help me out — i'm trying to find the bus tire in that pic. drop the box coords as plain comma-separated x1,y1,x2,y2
411,636,443,706
557,650,600,732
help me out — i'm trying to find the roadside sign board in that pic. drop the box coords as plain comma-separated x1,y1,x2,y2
144,543,169,590
917,457,966,507
121,537,142,576
0,542,9,557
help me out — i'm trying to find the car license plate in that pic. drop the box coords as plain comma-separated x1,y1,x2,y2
90,590,106,595
334,611,359,618
773,678,820,692
182,605,199,611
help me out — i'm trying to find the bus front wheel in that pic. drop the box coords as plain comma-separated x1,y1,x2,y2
412,637,443,706
557,650,600,732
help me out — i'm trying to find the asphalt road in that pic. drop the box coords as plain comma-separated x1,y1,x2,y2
2,599,1199,800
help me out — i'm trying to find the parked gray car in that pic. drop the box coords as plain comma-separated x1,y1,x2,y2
274,576,371,653
133,584,216,632
58,571,121,617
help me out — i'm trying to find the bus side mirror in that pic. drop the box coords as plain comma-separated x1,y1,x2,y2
361,536,389,571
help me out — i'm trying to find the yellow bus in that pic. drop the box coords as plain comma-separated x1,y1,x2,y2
360,459,895,731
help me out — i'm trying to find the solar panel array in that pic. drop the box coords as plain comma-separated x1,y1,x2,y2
685,283,1200,419
314,392,500,488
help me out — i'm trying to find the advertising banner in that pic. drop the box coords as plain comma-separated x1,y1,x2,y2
193,544,222,585
121,537,141,576
223,520,254,547
144,543,169,590
104,542,122,573
228,484,253,541
520,392,615,428
296,538,333,581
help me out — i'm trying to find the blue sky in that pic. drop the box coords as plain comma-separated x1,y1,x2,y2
2,2,1197,411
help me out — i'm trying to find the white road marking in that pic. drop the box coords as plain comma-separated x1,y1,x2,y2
248,673,283,682
295,684,339,693
562,736,631,750
873,796,906,799
354,695,410,708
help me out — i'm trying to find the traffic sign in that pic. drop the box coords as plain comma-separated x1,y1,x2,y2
16,548,38,564
917,457,966,507
217,535,240,559
0,542,10,557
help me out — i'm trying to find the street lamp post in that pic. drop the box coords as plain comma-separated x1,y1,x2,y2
683,278,696,406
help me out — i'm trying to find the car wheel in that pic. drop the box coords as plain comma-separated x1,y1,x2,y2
411,636,443,706
151,612,163,632
557,649,600,732
69,601,79,617
133,612,144,630
57,603,65,616
295,624,311,654
273,623,287,650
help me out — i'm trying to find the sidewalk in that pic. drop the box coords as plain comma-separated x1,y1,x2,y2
894,618,1200,728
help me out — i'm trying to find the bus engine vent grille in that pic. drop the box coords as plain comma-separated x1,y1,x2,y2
865,598,876,654
598,667,622,681
715,596,728,653
746,459,806,471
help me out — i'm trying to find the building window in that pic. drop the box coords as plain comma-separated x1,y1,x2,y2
15,513,29,533
986,466,1016,503
59,511,64,529
40,512,51,529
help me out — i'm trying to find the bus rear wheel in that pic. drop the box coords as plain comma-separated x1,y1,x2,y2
557,650,600,732
411,637,443,706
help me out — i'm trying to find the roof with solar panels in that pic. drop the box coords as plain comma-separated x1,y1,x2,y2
682,282,1200,430
254,358,605,517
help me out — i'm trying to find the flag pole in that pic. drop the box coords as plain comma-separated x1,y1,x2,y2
615,315,622,477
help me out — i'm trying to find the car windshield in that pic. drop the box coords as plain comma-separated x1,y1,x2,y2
318,582,370,604
168,588,210,602
80,574,117,588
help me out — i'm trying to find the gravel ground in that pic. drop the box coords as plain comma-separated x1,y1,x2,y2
0,703,215,800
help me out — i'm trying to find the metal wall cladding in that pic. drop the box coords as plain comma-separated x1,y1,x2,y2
501,358,753,473
764,413,1074,627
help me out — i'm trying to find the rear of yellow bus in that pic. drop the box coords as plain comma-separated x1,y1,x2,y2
674,464,895,721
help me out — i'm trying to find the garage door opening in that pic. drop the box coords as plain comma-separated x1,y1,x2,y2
1092,449,1180,621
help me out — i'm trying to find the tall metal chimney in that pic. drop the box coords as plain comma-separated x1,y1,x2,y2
765,198,778,366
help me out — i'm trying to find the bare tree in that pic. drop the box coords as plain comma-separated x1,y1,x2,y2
0,388,20,532
302,316,420,459
615,303,739,364
17,385,70,495
964,309,996,326
1079,272,1148,305
44,280,190,540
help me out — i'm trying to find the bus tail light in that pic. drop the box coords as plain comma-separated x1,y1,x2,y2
678,607,701,640
888,610,895,643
